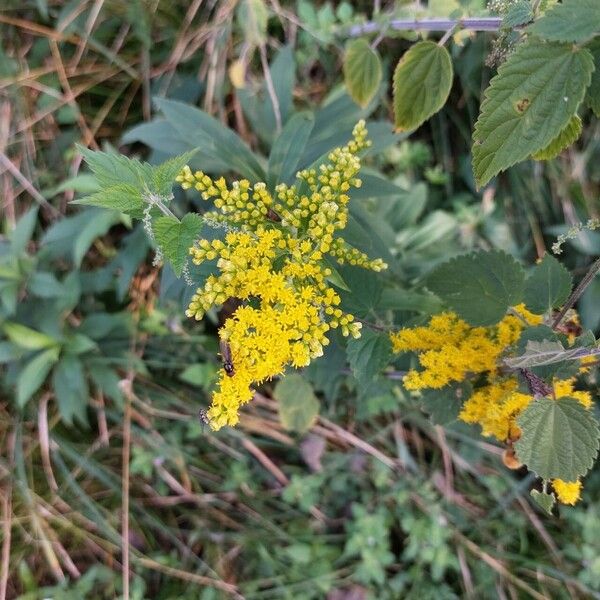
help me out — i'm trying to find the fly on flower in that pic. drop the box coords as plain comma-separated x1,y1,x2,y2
198,408,210,428
219,339,235,377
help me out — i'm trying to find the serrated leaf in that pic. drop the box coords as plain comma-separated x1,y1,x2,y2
275,374,319,433
152,149,199,197
346,329,392,384
586,39,600,118
425,250,525,326
513,325,579,381
505,339,596,369
393,41,453,132
3,323,59,350
16,347,60,407
523,254,572,313
515,396,600,481
53,355,88,425
152,213,203,277
530,489,556,515
532,115,582,161
528,0,600,43
78,146,152,189
421,381,472,425
502,0,533,28
344,39,382,108
71,183,144,213
472,40,594,188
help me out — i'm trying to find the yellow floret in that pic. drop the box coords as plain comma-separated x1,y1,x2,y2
553,479,582,505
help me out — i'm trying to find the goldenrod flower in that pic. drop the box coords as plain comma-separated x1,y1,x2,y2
552,479,582,505
390,309,530,391
176,122,385,429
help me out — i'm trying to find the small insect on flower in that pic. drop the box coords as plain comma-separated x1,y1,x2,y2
198,408,210,426
266,208,282,222
219,339,235,376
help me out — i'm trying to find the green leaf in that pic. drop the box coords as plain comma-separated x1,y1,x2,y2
504,339,594,370
73,210,121,267
512,325,578,381
179,363,218,388
531,115,582,161
78,146,152,189
472,40,594,188
155,98,265,182
323,260,351,292
530,489,556,515
425,250,525,326
527,0,600,43
346,329,392,384
10,207,38,254
28,272,65,298
3,323,59,350
51,173,100,196
16,346,60,407
421,381,472,425
502,0,533,28
338,264,383,318
343,39,382,108
275,374,319,433
0,342,24,364
586,39,600,118
152,149,199,197
71,183,144,213
88,363,123,405
152,213,203,277
515,396,600,481
534,276,572,323
523,254,572,314
267,113,314,187
64,333,97,355
393,41,453,132
53,355,88,425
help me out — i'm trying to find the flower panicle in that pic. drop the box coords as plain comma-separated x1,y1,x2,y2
175,121,381,430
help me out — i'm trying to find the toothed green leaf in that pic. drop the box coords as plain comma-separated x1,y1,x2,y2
472,40,593,188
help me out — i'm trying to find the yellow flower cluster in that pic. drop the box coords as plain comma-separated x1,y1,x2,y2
176,121,387,430
390,306,541,390
391,306,592,505
460,377,591,440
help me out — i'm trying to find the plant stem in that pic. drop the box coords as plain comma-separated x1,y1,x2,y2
348,17,505,37
259,43,282,133
552,257,600,330
438,24,459,47
121,378,133,600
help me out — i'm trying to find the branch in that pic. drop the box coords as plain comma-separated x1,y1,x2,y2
552,257,600,330
348,17,505,37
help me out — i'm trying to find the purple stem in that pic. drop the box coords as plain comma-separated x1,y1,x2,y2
348,17,505,36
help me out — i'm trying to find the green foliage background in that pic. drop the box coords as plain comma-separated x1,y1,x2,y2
2,0,600,598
